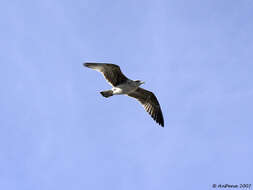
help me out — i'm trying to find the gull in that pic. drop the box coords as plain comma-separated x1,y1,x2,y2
83,63,164,127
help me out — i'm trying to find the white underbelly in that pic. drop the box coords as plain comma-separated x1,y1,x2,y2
112,87,123,94
112,84,137,95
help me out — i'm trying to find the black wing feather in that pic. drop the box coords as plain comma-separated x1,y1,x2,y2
84,63,129,86
128,88,164,127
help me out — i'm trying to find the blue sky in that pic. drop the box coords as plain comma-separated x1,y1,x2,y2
1,0,253,189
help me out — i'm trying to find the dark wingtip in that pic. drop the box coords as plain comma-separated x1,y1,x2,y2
83,63,89,67
158,121,164,127
155,112,164,127
161,118,164,127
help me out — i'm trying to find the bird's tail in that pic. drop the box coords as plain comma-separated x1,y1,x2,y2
100,90,113,98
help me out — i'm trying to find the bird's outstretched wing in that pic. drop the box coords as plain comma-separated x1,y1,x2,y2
84,63,129,87
127,88,164,127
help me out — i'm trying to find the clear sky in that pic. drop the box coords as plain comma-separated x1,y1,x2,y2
1,0,253,189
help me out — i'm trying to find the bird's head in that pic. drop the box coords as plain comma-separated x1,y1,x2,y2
135,80,145,86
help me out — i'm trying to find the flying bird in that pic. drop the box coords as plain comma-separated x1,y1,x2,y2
83,63,164,127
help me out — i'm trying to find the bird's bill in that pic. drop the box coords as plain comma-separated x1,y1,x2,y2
140,81,145,84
